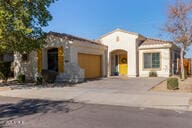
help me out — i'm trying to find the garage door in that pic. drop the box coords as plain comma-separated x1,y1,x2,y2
78,53,102,79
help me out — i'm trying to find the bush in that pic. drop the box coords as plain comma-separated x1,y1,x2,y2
17,74,25,83
180,69,188,79
167,78,179,90
149,71,157,77
0,61,11,82
41,69,58,84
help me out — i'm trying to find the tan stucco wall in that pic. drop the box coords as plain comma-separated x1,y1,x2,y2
14,52,38,80
71,40,108,77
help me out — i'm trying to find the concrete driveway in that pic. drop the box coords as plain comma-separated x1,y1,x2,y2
77,77,166,93
1,77,192,111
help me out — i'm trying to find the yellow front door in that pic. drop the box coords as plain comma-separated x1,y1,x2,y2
119,54,128,75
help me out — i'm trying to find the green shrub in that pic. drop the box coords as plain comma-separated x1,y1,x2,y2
41,69,58,84
149,71,157,77
0,61,11,82
180,69,188,79
17,74,25,83
167,78,179,90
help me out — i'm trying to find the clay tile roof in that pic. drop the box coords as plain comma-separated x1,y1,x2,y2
141,38,172,46
47,32,106,46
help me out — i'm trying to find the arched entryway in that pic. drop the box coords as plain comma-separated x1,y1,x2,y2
47,48,58,72
110,50,128,76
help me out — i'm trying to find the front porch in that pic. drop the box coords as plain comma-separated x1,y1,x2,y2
110,50,128,76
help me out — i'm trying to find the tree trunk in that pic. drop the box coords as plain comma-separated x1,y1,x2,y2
180,47,185,80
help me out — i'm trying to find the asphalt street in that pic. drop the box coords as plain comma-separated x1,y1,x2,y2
0,96,192,128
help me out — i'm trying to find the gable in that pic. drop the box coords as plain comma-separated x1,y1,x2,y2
99,29,139,42
99,30,140,52
99,30,139,45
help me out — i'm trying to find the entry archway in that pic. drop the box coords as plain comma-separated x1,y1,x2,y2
110,50,128,76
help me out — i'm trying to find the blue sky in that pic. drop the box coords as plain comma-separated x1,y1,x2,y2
44,0,173,40
43,0,192,57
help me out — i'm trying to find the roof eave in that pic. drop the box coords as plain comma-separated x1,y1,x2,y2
139,44,172,50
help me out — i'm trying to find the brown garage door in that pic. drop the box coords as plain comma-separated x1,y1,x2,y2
78,53,102,79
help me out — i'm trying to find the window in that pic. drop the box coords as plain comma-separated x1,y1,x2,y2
116,36,120,42
144,53,160,69
115,55,119,72
22,54,29,62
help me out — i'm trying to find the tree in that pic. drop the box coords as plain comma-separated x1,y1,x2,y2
164,0,192,80
0,0,57,54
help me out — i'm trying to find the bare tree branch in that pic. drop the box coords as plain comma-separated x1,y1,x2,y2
164,0,192,80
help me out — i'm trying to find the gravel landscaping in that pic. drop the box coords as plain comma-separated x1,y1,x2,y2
0,79,77,90
151,76,192,93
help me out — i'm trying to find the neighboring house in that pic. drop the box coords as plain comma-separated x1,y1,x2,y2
14,28,180,82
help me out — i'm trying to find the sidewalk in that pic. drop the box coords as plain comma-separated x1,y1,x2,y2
0,86,192,111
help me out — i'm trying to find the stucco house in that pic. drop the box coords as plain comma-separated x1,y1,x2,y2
14,32,108,83
100,29,180,78
13,29,180,82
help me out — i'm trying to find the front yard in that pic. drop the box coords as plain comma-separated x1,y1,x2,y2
151,76,192,93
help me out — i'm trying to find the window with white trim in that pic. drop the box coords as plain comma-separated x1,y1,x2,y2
144,53,160,69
